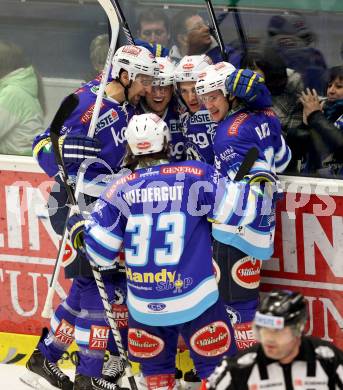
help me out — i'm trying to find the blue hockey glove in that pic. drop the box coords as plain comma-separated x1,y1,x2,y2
67,213,86,255
225,69,272,108
61,134,101,164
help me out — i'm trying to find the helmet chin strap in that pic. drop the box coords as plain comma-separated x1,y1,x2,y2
118,77,132,102
227,94,235,112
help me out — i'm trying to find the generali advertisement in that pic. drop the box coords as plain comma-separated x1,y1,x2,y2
0,159,342,352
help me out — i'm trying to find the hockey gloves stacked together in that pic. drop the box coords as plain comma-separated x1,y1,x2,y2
225,68,273,109
60,135,101,164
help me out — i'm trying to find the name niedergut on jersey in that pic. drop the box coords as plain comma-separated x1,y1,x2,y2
123,185,183,205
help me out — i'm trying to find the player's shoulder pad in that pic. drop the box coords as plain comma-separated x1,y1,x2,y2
236,352,258,367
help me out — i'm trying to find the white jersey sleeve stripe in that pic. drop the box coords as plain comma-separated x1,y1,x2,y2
275,137,292,173
86,243,117,267
88,224,122,252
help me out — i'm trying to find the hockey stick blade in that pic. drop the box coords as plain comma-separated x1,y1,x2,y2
205,0,228,61
111,0,135,44
234,147,259,181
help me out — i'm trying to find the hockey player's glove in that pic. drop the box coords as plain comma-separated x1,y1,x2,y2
60,134,101,164
67,213,86,255
243,171,283,201
225,69,272,108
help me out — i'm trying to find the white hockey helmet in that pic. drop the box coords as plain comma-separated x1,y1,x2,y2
125,113,171,156
195,61,236,97
111,45,159,81
174,55,213,87
152,57,176,86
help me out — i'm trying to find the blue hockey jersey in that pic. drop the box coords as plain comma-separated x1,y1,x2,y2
84,160,263,326
212,106,291,260
138,98,185,162
180,109,216,165
32,79,135,182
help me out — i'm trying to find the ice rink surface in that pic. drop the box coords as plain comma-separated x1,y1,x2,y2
0,364,136,389
0,364,74,388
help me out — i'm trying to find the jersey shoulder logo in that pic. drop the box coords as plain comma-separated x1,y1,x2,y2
228,112,249,136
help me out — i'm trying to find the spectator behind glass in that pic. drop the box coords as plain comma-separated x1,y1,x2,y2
137,8,170,47
88,33,109,79
0,40,44,156
169,9,240,66
242,48,305,173
266,11,327,94
300,65,343,177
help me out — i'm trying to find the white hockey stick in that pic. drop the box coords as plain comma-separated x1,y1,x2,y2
41,0,119,318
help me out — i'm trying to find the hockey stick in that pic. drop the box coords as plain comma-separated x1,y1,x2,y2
205,0,228,61
48,97,138,390
234,146,259,181
41,0,120,319
205,0,248,60
111,0,135,45
229,0,249,58
41,95,79,318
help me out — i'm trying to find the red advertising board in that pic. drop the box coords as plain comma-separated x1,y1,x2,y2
262,178,343,348
0,159,342,349
0,157,71,335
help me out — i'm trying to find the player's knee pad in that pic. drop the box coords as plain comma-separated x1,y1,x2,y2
48,301,79,350
225,299,259,350
107,284,128,353
75,308,111,351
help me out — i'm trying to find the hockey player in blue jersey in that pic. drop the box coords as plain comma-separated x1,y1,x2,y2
23,46,159,390
82,113,275,390
195,65,291,352
174,55,216,165
138,56,185,162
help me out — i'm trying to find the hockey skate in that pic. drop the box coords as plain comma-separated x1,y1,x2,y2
20,348,74,390
102,354,125,384
73,373,129,390
181,368,201,390
175,368,183,389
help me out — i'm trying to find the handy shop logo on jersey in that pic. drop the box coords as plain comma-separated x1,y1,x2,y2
95,108,119,134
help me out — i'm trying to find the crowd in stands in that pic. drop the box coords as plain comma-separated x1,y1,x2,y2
1,6,342,180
